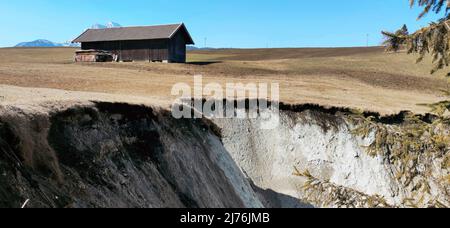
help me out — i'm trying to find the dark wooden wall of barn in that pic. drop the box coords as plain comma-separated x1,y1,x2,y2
81,39,170,62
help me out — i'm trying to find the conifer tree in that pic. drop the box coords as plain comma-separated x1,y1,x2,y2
382,0,450,74
382,25,409,51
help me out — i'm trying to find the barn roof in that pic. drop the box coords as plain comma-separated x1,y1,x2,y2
72,23,194,44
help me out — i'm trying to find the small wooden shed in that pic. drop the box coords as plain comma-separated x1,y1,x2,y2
74,50,115,62
72,23,194,63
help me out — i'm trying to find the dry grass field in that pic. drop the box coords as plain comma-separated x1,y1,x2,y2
0,47,448,114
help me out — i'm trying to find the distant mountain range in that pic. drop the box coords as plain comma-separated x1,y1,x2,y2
15,39,80,48
186,46,217,51
14,22,220,50
14,22,122,47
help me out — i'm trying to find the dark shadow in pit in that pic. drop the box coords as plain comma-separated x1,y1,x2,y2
246,177,314,208
254,186,314,208
186,61,222,66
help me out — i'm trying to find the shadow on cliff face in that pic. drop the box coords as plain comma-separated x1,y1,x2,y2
0,113,69,208
247,175,313,208
254,187,314,208
0,102,265,208
0,121,25,207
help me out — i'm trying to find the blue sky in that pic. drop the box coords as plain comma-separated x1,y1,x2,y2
0,0,443,48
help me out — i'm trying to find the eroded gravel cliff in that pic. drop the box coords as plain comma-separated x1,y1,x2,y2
0,101,448,208
0,102,262,208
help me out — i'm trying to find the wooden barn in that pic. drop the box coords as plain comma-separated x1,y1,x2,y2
72,23,194,63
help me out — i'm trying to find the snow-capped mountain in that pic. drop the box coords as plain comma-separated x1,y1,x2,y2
106,22,121,28
91,22,122,29
59,41,81,47
91,24,107,29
